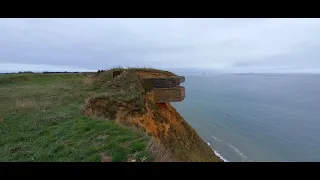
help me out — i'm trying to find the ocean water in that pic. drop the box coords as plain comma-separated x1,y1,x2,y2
172,73,320,162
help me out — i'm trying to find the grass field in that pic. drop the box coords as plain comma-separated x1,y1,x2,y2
0,73,152,162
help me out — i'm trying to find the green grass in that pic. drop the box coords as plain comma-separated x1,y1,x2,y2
83,69,148,120
0,73,151,162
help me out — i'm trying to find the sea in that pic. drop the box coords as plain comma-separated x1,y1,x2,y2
171,73,320,162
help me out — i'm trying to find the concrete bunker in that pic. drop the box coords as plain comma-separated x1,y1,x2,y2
142,76,185,103
113,70,122,78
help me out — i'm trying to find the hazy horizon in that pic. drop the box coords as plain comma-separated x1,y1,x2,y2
2,66,320,75
1,18,320,73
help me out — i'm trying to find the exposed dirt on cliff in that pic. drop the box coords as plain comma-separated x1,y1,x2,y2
119,94,221,162
82,68,221,162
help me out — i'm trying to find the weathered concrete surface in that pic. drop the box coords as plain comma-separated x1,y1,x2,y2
152,86,185,103
143,76,184,88
179,76,185,83
113,70,123,78
140,75,186,103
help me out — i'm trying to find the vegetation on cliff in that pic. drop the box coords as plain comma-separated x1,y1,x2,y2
0,68,221,162
83,68,221,162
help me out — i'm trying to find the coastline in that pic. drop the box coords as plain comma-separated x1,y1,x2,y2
205,141,229,162
214,150,229,162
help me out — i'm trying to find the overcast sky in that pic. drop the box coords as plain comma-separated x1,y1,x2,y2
1,18,320,73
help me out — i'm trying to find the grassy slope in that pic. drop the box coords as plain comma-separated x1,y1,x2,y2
84,68,220,162
0,73,151,162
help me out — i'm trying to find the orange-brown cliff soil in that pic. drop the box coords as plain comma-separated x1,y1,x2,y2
82,68,221,162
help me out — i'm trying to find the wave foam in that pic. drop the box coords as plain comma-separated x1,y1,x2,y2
213,150,229,162
226,142,248,161
205,138,229,162
206,132,249,162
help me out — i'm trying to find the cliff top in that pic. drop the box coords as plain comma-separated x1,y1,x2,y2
83,68,221,162
0,68,221,162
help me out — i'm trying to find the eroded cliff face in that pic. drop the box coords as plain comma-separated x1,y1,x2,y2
83,68,221,162
118,94,221,162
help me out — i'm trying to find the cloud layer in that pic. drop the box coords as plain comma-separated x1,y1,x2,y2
1,18,320,73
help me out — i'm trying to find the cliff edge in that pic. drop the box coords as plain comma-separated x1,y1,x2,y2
82,68,221,162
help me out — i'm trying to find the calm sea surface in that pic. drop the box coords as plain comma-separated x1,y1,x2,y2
172,73,320,162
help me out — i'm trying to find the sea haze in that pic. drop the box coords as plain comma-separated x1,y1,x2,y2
172,73,320,162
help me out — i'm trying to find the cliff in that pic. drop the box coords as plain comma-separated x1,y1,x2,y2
82,68,221,162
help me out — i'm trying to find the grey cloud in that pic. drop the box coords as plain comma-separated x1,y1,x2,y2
1,18,320,72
